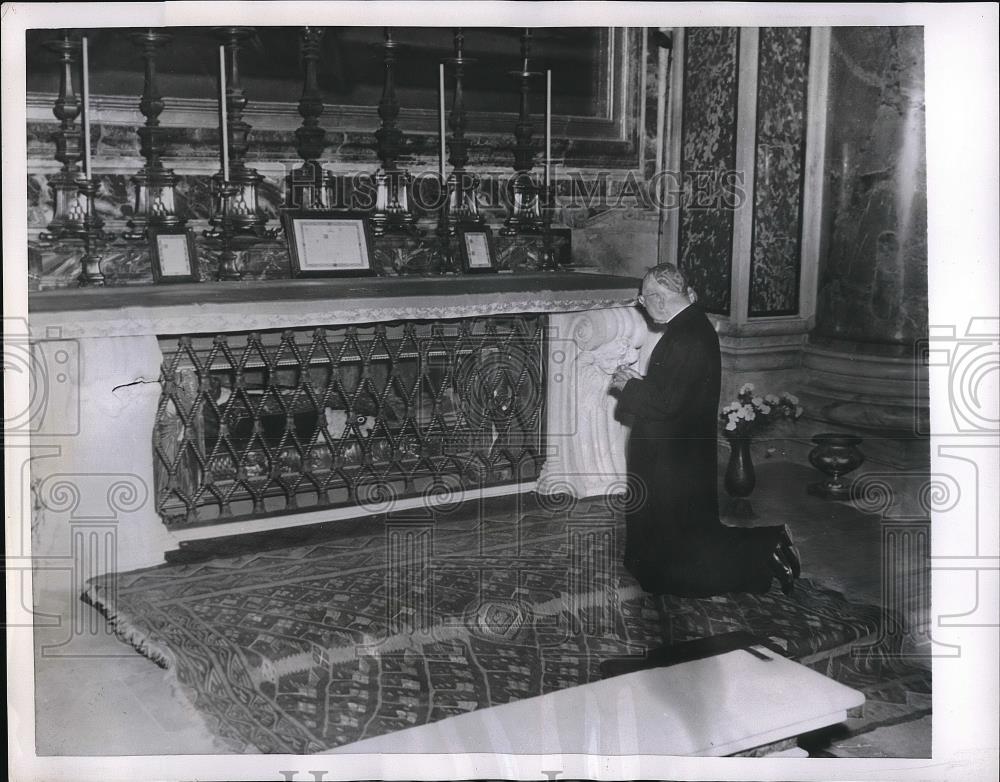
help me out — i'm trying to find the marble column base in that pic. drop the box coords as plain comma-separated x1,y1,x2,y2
799,338,930,470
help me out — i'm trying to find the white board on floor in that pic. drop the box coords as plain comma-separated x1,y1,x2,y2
328,647,865,756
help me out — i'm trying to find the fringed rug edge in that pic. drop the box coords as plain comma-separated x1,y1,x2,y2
79,583,253,754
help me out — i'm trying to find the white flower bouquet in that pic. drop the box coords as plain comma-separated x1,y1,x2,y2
720,383,803,436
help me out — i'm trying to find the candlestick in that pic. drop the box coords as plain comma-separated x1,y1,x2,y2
443,29,482,230
219,44,230,182
211,27,268,237
545,69,552,193
81,35,92,179
123,29,183,240
77,177,106,286
371,27,416,235
438,63,446,182
287,26,328,209
502,28,542,235
39,31,86,241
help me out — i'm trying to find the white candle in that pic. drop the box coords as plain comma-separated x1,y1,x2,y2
81,35,92,179
438,63,447,182
219,45,230,182
545,69,552,193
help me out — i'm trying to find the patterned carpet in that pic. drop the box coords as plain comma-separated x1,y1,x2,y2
82,494,930,754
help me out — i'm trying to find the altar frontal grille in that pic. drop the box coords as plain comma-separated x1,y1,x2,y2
153,315,546,527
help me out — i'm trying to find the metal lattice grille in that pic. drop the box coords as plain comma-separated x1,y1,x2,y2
153,316,545,527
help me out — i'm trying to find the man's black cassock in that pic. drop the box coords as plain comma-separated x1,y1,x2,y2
616,304,782,597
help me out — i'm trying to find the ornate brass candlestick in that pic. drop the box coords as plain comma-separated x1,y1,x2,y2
371,27,417,235
205,179,241,281
502,29,543,235
443,28,483,233
39,30,86,242
209,27,269,237
77,176,111,286
124,29,183,240
286,26,331,209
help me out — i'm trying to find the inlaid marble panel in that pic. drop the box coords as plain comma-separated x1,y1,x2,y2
677,27,740,315
748,27,810,317
29,238,153,290
815,27,927,345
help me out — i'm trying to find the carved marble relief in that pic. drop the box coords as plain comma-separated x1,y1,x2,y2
815,27,927,346
748,27,810,317
538,306,654,498
677,27,740,315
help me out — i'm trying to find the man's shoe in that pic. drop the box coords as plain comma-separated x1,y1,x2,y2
769,548,795,595
779,526,802,579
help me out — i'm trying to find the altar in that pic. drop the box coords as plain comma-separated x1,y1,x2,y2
27,272,657,575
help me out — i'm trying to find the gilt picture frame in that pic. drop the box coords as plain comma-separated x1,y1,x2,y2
148,226,199,283
456,224,498,273
281,210,376,277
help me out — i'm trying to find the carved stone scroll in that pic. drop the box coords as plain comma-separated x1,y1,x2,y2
538,305,654,498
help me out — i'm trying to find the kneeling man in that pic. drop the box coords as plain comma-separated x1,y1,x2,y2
610,264,800,596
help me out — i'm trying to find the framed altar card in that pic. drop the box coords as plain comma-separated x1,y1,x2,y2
282,210,375,277
149,226,199,283
457,224,498,273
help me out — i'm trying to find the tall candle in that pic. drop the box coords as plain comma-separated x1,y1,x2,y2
438,63,447,182
219,45,230,182
81,35,92,179
545,69,552,193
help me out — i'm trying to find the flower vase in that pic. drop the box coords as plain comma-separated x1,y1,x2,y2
724,434,757,518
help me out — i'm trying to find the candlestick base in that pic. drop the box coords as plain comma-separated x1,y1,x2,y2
76,177,110,287
123,169,185,241
78,248,107,287
216,247,242,282
501,172,543,236
371,169,420,237
443,171,485,235
538,183,559,272
205,179,243,281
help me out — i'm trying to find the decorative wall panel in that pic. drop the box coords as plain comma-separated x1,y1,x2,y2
748,27,810,317
677,27,740,315
815,27,927,346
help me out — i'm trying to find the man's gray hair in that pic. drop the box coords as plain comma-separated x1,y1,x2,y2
646,263,699,304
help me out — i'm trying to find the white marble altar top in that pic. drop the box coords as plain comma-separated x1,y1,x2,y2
327,647,864,757
28,273,641,339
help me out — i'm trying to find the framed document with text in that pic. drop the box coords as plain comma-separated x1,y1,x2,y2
281,210,376,277
457,224,498,273
149,227,199,283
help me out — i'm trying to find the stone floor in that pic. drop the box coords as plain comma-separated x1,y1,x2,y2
29,458,932,757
